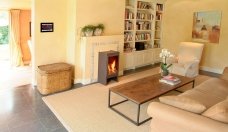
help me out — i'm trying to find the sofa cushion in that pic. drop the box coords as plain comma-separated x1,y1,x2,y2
202,98,228,123
195,78,228,100
220,67,228,81
159,96,206,114
180,89,223,108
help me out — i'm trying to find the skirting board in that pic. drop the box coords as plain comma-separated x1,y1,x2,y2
200,66,223,74
74,70,124,85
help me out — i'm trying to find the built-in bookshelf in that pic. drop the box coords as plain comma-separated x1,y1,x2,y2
123,0,166,70
124,0,165,52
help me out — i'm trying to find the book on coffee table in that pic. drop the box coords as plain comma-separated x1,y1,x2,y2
159,75,181,85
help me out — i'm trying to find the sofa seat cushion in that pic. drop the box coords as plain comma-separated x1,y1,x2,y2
202,98,228,123
220,67,228,81
195,78,228,100
180,89,224,108
159,96,206,114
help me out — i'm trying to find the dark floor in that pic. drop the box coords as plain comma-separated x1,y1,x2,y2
0,84,68,132
0,65,221,132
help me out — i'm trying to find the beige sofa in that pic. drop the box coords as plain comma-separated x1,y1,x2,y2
147,67,228,132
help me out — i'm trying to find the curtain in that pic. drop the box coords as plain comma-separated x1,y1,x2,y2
9,9,23,66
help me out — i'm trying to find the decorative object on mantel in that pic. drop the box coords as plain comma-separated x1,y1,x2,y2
81,25,95,37
192,11,221,44
81,23,105,37
94,24,104,36
159,49,173,76
40,22,54,32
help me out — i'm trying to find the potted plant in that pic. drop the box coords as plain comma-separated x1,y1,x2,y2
94,24,104,36
159,49,173,76
81,25,95,37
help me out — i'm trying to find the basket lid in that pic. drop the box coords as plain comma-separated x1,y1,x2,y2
38,63,72,74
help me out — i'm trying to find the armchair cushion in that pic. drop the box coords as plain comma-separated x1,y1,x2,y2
159,96,206,114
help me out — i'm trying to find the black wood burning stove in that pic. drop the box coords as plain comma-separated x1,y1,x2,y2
98,51,119,85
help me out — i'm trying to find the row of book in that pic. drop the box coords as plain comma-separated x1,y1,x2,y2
159,75,181,85
136,12,154,20
125,9,134,19
156,14,162,20
124,33,134,42
125,21,134,30
137,1,153,9
156,4,163,11
124,43,133,53
135,33,151,41
153,43,160,48
136,22,151,30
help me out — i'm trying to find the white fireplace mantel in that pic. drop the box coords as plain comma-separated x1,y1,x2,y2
77,35,124,85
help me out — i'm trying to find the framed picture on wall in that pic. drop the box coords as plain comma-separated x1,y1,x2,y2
40,22,54,32
192,11,222,44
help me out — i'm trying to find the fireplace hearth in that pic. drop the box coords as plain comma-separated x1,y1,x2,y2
98,51,119,85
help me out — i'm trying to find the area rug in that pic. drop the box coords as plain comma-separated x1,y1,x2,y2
43,68,211,132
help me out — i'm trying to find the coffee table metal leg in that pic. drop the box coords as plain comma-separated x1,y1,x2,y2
108,91,151,126
137,104,140,125
108,90,111,107
192,80,195,88
109,90,128,107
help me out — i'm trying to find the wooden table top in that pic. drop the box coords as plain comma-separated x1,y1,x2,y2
110,73,194,104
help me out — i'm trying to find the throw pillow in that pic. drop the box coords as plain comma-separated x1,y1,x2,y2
202,99,228,123
159,96,206,114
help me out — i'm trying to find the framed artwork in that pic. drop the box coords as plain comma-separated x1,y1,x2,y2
40,22,54,32
192,11,222,44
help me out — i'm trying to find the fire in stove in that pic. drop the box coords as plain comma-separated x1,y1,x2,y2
108,59,117,75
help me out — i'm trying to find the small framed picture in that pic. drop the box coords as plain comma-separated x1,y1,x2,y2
40,22,54,32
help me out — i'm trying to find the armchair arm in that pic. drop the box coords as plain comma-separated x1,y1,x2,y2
183,59,199,70
147,102,228,132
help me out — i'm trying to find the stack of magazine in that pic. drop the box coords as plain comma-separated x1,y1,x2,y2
159,75,181,85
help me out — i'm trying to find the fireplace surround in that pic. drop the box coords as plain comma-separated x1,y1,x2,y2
79,35,124,85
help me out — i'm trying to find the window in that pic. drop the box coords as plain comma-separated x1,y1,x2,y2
0,11,9,45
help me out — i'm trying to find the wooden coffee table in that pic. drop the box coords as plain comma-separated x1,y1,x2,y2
108,73,195,126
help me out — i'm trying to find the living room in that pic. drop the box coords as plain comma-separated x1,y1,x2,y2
1,0,228,131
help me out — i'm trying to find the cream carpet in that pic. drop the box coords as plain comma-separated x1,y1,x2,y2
43,67,211,132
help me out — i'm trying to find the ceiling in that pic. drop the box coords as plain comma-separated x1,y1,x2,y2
0,0,31,10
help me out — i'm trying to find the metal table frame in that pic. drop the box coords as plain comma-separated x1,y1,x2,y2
108,79,195,126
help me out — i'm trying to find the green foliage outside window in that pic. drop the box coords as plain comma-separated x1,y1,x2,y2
0,25,9,45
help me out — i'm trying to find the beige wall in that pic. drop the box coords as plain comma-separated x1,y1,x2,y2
0,0,31,9
32,0,68,84
74,0,125,82
33,0,67,65
20,10,31,64
32,0,125,84
163,0,228,73
66,0,76,66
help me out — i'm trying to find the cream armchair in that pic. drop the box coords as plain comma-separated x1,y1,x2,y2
170,42,204,77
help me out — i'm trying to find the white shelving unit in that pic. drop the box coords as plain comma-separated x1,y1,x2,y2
124,0,166,70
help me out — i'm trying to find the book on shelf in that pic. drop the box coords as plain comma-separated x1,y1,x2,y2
125,21,134,30
156,4,163,11
137,1,153,10
125,9,134,19
135,33,151,41
159,75,181,85
137,12,153,20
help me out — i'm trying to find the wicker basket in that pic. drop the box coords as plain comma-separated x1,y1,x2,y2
37,63,72,95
